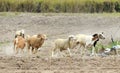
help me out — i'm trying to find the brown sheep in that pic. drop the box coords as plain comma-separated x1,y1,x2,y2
27,34,47,54
14,36,26,54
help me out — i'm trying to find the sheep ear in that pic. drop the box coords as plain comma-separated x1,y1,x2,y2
38,38,42,41
68,35,74,41
102,32,104,34
43,34,47,40
69,37,72,41
37,34,42,38
93,34,98,37
15,35,17,38
21,29,24,33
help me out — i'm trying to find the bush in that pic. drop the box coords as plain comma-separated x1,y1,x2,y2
0,0,120,13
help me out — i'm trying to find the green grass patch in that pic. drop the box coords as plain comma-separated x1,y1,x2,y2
95,41,120,53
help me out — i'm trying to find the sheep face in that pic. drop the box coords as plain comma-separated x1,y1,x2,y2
68,35,77,49
15,29,25,38
69,35,76,42
42,34,47,40
37,34,47,40
92,32,105,40
99,32,105,39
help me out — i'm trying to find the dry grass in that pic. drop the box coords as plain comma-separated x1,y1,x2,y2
0,0,120,13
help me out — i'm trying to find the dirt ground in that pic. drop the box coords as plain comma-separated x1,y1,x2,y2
0,13,120,73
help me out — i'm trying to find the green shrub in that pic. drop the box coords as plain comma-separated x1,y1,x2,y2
0,0,120,13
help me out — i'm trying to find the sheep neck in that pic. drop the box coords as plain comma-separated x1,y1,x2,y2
68,39,72,49
35,38,44,46
93,39,99,47
40,38,45,44
92,37,99,41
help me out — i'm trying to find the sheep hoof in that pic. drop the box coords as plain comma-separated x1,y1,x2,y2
90,54,94,56
68,56,72,58
67,54,72,57
36,56,40,58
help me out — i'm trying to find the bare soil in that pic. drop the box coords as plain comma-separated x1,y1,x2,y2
0,13,120,73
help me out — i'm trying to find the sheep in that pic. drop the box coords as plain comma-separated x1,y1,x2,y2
52,35,77,57
26,34,47,54
75,32,105,56
15,29,25,38
14,36,26,54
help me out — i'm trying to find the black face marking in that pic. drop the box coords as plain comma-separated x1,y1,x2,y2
93,34,98,37
15,35,17,38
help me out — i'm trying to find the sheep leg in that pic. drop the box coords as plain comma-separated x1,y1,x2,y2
22,43,25,54
94,47,97,56
52,51,54,57
83,47,87,56
81,45,86,56
27,45,31,54
117,49,120,56
80,46,83,56
80,46,85,56
14,46,17,54
52,49,56,57
32,47,35,54
14,45,16,53
34,48,37,54
21,48,24,54
91,46,95,56
67,48,72,56
16,47,19,54
14,40,17,53
32,47,37,54
115,49,119,56
75,44,82,54
52,47,57,57
38,48,41,51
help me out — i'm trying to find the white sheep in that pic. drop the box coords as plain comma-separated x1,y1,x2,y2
52,35,77,57
15,29,25,38
75,32,105,56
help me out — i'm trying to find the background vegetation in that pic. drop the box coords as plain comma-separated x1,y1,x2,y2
0,0,120,13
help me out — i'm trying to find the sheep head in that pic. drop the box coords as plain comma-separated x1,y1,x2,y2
68,35,76,41
98,32,105,39
36,34,47,46
92,34,99,41
42,34,47,40
15,29,25,38
68,35,77,48
92,32,105,41
37,34,47,40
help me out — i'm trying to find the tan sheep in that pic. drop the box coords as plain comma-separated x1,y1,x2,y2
14,36,26,54
27,34,47,54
